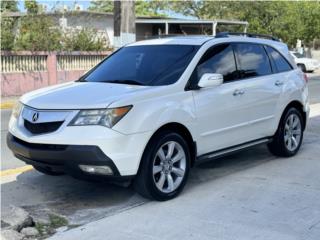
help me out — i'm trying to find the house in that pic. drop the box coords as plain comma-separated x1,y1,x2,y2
3,11,248,47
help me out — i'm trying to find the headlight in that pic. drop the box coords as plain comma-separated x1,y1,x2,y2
69,106,132,128
11,102,23,119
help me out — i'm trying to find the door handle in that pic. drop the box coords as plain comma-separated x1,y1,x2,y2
275,80,284,86
233,89,245,96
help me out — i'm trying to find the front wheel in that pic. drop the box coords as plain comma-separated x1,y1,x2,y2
134,131,190,201
268,108,304,157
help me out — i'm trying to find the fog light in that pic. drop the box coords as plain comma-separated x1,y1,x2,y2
79,165,113,175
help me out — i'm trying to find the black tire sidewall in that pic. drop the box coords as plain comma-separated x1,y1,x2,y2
143,131,191,201
277,108,304,156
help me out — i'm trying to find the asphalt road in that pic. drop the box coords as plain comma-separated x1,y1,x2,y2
1,72,319,170
308,72,320,104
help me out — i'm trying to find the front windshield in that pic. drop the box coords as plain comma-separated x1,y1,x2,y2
293,52,304,58
83,45,199,86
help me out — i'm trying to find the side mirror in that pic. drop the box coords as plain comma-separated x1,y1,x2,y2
198,73,223,88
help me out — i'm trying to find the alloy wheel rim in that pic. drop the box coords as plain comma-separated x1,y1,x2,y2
284,113,302,151
153,141,186,193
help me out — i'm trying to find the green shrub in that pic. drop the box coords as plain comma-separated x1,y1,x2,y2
15,15,62,51
62,28,108,51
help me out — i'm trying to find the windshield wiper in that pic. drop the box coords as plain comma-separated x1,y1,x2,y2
105,80,144,86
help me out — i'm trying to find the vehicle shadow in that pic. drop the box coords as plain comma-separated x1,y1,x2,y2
189,144,276,185
1,171,145,226
1,145,276,227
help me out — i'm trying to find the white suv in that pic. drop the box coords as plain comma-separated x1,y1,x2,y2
8,34,309,201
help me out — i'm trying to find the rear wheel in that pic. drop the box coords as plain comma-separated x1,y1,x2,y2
134,131,190,201
268,107,304,157
33,166,65,176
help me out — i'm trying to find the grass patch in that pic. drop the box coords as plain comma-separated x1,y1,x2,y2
48,214,68,228
35,222,48,236
35,214,68,238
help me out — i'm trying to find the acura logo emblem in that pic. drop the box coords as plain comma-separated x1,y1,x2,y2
32,112,39,122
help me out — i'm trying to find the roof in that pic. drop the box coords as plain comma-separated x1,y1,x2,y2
128,36,288,51
135,18,248,26
1,10,113,18
128,36,215,46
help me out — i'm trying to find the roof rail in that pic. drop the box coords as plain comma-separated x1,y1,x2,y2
215,32,280,42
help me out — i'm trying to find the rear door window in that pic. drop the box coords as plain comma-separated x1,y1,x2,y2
234,43,272,79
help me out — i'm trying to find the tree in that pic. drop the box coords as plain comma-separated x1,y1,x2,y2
1,0,19,50
135,0,166,16
24,0,39,14
89,0,166,16
15,15,62,51
1,17,17,50
162,1,320,46
0,0,19,12
88,0,114,12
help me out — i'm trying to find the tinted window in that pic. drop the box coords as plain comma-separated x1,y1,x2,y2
83,45,199,86
265,46,292,73
293,52,304,58
235,43,272,78
196,44,238,82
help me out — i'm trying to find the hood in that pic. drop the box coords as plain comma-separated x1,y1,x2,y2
20,81,150,110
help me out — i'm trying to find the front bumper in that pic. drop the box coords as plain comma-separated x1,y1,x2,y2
7,133,134,181
9,111,153,176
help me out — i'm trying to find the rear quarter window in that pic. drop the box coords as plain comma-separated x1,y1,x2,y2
265,46,293,73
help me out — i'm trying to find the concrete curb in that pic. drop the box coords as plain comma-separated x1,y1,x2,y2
0,166,33,177
0,101,16,109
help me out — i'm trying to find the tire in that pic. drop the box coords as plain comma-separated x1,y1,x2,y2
268,107,304,157
33,166,65,176
297,64,306,73
134,131,191,201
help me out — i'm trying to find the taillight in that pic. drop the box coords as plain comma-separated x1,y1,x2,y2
303,73,308,83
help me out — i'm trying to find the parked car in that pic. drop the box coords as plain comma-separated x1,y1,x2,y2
290,51,320,72
8,33,309,201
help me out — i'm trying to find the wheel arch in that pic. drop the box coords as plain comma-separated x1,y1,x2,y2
141,122,197,168
281,100,307,130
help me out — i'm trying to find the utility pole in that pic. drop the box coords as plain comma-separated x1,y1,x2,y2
113,0,136,48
